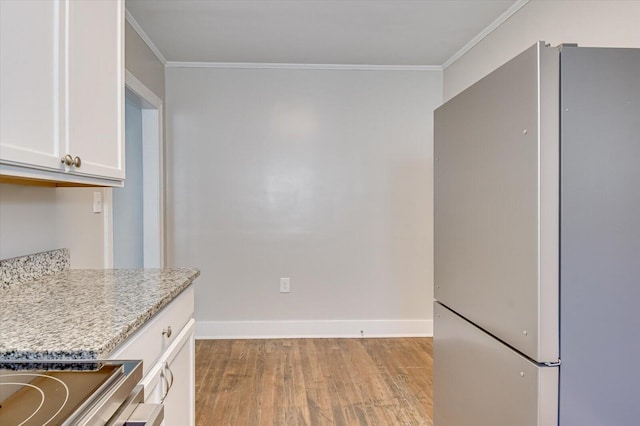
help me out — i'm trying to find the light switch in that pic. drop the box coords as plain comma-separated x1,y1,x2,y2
93,192,102,213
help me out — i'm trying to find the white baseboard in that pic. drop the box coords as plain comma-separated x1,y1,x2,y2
195,319,433,339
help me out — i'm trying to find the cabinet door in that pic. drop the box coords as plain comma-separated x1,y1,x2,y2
66,0,124,179
0,0,64,170
162,319,195,426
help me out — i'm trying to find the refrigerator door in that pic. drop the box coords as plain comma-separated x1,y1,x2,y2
434,42,559,362
559,46,640,425
434,302,558,426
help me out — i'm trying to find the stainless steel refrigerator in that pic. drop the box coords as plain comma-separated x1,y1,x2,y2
433,42,640,426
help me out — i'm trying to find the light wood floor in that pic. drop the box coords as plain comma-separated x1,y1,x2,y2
195,338,433,425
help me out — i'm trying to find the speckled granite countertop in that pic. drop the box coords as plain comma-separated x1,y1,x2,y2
0,268,199,361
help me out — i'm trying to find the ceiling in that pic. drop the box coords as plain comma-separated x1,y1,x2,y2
126,0,521,66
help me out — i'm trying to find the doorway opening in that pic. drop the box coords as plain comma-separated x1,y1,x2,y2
112,72,164,268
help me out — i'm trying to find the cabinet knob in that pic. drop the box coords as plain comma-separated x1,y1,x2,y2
60,155,82,168
162,326,172,338
61,154,74,166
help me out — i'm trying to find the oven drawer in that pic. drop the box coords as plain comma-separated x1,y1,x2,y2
124,403,164,426
109,285,194,377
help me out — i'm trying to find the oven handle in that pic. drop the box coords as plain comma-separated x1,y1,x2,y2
124,403,164,426
108,385,164,426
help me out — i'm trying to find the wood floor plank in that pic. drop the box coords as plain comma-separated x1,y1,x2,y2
196,338,433,426
299,340,334,426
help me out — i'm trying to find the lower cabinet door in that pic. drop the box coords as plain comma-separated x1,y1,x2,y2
161,319,195,426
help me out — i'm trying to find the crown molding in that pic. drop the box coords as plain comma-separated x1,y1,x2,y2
125,9,167,65
443,0,530,69
165,61,442,71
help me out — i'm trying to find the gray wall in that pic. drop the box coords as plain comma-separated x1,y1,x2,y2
0,184,58,259
165,67,441,336
0,184,109,268
125,20,165,100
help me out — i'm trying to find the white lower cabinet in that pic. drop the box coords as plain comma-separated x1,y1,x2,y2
160,319,195,426
110,285,195,425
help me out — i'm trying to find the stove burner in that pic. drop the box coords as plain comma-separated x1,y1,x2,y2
0,365,117,426
0,383,43,425
0,373,69,425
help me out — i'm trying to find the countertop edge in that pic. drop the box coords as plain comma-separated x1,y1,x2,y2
97,269,200,359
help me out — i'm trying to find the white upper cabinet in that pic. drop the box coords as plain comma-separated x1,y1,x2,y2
0,1,63,171
0,0,124,186
66,0,123,180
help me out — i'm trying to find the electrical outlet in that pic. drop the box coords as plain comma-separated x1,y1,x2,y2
280,278,290,293
93,192,102,213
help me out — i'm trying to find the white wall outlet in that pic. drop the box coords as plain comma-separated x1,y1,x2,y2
280,277,290,293
93,191,102,213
